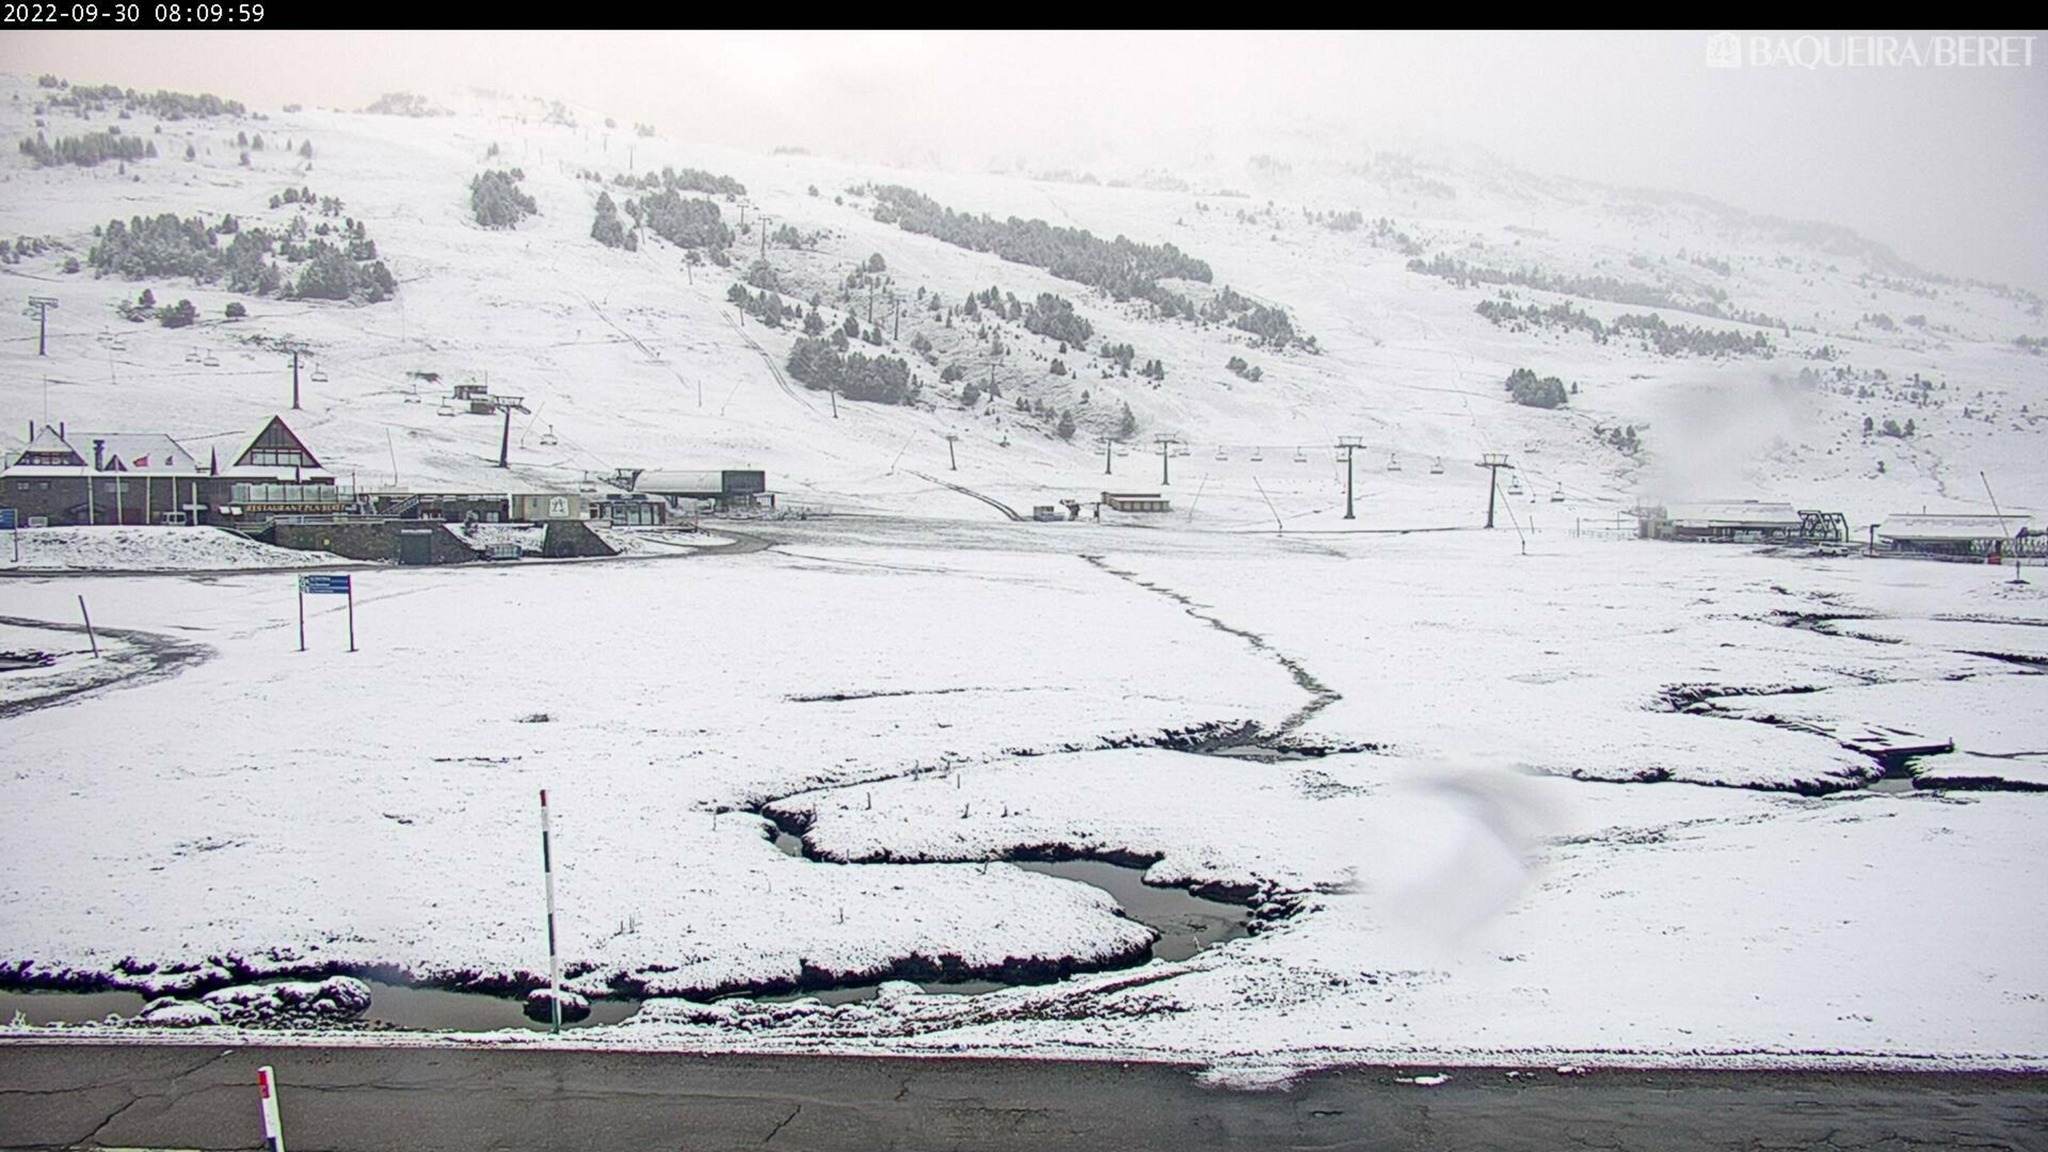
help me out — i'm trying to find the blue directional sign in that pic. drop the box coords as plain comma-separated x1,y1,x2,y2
299,574,352,595
0,509,17,530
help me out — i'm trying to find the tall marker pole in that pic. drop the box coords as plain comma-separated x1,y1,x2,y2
296,580,306,652
256,1065,286,1152
345,581,357,652
290,348,301,411
540,789,563,1035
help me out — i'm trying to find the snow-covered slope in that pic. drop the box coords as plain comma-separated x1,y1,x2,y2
2,73,2040,533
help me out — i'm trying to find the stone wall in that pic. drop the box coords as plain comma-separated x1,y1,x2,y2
266,521,482,565
541,519,617,559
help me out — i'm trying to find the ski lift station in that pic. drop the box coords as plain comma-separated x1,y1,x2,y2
1636,500,1849,545
614,468,773,511
1101,491,1172,513
1875,513,2041,562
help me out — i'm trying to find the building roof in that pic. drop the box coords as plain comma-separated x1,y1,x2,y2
216,415,328,478
1878,513,2034,542
632,470,728,494
1664,500,1803,528
3,426,201,476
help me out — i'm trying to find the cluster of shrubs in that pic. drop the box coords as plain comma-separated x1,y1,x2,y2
117,288,244,327
863,183,1210,319
1477,298,1772,357
1610,312,1773,357
590,191,634,249
1196,285,1304,349
90,211,394,303
636,189,732,251
786,336,920,405
1594,424,1641,455
726,282,798,327
609,166,746,198
1476,298,1609,341
270,186,341,214
1504,367,1571,409
1021,292,1093,348
1412,254,1782,328
0,236,56,267
19,129,153,168
37,76,245,119
472,170,537,229
1226,356,1263,382
364,92,442,117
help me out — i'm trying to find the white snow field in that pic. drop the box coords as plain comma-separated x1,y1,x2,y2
0,72,2044,1072
0,525,346,571
1,527,2044,1071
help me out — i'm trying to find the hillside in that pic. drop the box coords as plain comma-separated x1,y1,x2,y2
2,74,2042,531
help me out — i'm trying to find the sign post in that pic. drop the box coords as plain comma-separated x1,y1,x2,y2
297,574,355,651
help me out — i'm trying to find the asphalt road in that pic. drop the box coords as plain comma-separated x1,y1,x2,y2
1,1044,2043,1151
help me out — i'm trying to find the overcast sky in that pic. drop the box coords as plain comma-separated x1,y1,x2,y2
6,30,2043,288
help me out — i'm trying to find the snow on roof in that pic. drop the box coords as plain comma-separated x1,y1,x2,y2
1664,500,1803,528
3,427,200,475
1878,513,2034,541
633,470,728,493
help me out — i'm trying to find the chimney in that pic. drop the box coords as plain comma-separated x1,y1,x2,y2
93,439,105,471
59,421,66,439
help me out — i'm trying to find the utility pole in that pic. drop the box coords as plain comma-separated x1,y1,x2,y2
26,297,57,356
1478,453,1515,529
1982,471,2028,584
1098,435,1115,476
289,346,302,410
945,433,959,471
1335,436,1363,520
891,292,901,341
829,382,838,418
1154,435,1178,486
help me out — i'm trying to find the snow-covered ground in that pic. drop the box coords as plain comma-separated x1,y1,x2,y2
1,523,2042,1071
0,526,346,571
1,69,2044,1073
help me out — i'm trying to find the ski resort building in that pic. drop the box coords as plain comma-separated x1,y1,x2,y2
2,415,338,528
1874,513,2041,561
623,468,771,510
1639,500,1804,543
1101,491,1172,513
509,492,591,522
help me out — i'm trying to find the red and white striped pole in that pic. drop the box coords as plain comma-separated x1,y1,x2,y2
540,788,562,1035
256,1065,286,1152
